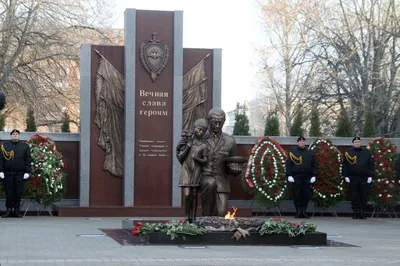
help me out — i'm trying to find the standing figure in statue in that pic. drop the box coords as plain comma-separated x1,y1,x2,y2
286,136,317,219
200,108,243,217
176,119,209,222
343,137,373,219
0,129,32,218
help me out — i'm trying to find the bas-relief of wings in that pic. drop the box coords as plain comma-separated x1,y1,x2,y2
93,51,124,177
182,54,210,133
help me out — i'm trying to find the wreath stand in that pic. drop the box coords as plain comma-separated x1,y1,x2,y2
370,205,397,218
22,200,54,217
311,207,338,218
250,200,282,217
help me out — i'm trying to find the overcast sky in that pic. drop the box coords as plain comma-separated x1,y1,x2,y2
111,0,265,112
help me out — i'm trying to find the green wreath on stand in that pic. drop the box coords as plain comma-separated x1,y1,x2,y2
23,134,67,214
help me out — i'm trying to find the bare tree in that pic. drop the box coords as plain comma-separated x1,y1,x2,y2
303,0,400,135
257,0,322,135
0,0,121,131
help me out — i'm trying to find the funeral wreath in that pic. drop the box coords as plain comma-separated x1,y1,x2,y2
367,137,399,207
244,136,287,207
24,134,67,208
309,138,345,209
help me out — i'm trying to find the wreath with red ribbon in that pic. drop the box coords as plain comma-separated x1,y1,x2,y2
309,138,345,208
244,136,287,205
367,137,399,207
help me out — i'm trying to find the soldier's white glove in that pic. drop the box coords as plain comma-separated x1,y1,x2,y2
345,177,350,183
310,177,316,183
0,172,3,179
398,180,400,184
23,173,29,179
367,177,372,184
288,176,294,183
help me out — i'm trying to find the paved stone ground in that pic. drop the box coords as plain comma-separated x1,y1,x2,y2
0,215,400,266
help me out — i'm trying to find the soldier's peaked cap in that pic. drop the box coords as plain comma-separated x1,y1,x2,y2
297,136,306,142
10,129,20,135
352,136,361,142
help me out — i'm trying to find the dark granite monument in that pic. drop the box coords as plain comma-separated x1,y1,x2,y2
66,8,251,218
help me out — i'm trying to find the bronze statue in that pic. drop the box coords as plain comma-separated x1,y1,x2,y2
176,118,209,222
200,108,245,216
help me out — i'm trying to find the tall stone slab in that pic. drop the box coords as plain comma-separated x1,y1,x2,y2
123,9,136,207
89,46,125,206
76,9,223,214
79,43,126,207
132,10,183,206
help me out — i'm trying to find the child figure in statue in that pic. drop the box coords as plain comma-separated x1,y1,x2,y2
176,118,209,223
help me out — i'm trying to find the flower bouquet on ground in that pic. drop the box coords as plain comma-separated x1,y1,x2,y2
24,134,67,209
243,136,287,210
309,138,345,209
259,218,317,237
133,220,208,240
132,218,317,240
367,137,398,208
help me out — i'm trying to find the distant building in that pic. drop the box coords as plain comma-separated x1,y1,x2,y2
223,97,276,136
225,109,235,135
247,98,267,136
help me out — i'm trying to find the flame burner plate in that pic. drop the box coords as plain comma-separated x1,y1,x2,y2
194,216,266,231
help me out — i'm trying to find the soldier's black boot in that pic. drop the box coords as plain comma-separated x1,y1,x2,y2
302,206,310,219
352,209,359,219
2,208,12,218
294,206,302,218
14,209,22,218
359,208,366,219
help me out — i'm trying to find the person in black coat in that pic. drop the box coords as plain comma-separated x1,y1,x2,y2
343,137,373,219
0,129,32,218
394,146,400,185
286,136,317,218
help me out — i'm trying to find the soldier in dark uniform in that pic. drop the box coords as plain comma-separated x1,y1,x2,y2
394,146,400,185
286,136,317,218
343,137,373,219
0,129,32,218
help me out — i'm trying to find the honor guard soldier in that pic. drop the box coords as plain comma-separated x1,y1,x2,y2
0,129,32,218
286,136,317,218
394,146,400,185
343,137,373,219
